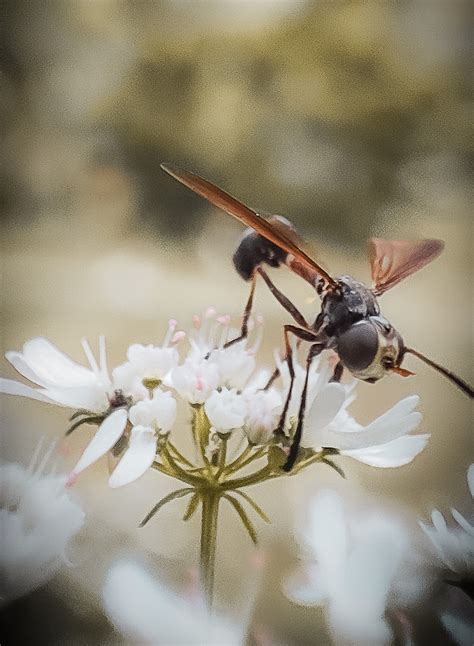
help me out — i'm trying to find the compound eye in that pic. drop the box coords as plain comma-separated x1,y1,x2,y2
337,321,379,372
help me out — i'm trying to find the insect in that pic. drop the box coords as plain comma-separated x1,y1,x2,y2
161,163,474,471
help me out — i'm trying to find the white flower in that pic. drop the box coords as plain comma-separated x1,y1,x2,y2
102,560,243,645
1,336,112,412
170,357,220,404
112,320,184,400
303,392,427,468
419,464,474,577
285,489,425,646
243,388,283,445
205,388,247,433
0,439,85,605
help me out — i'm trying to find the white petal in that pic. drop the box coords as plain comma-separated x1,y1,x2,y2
21,338,97,387
72,409,127,475
108,427,157,488
303,490,347,586
5,352,48,386
103,560,240,645
38,385,109,412
303,384,347,448
317,396,422,450
341,434,430,468
0,378,56,404
467,464,474,499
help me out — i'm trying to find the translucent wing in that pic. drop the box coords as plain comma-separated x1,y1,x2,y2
161,163,337,288
369,238,445,296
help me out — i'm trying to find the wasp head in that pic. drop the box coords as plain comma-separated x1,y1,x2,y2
336,316,410,383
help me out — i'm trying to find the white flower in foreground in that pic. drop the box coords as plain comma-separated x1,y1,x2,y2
205,388,247,433
0,336,112,412
420,464,474,578
103,560,243,645
303,392,427,468
0,440,84,605
285,489,425,646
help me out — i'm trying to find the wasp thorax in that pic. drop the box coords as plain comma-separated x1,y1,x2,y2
337,317,404,382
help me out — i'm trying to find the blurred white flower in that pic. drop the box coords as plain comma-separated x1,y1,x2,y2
419,463,474,578
0,336,112,412
303,393,427,468
103,560,243,645
285,489,425,646
205,388,247,433
0,439,84,605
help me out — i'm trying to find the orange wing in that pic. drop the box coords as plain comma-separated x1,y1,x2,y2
161,163,337,288
369,238,445,296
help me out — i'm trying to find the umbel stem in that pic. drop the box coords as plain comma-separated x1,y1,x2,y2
200,491,220,609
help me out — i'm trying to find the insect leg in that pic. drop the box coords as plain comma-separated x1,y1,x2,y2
275,325,322,438
283,343,325,472
223,273,257,349
257,267,308,327
329,361,344,383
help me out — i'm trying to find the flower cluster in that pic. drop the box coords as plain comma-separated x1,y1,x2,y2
0,311,428,493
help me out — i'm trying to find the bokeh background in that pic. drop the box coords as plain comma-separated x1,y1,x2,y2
1,1,472,644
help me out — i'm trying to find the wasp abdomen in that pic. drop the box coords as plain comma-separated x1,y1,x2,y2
233,229,288,281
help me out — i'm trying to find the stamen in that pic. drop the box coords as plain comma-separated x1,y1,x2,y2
192,314,201,330
27,435,45,475
217,315,231,348
171,331,186,344
163,319,178,347
66,471,79,488
99,335,109,381
249,316,264,355
205,306,216,319
35,440,57,478
81,338,100,376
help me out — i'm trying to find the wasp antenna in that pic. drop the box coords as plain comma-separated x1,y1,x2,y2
405,348,474,398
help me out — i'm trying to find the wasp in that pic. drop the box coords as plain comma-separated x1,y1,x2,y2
161,163,473,470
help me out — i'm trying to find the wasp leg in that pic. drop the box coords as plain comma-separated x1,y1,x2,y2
283,342,325,471
257,267,308,327
329,361,344,383
223,273,257,349
275,325,322,439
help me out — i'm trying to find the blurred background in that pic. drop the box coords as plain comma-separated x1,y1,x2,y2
1,1,472,644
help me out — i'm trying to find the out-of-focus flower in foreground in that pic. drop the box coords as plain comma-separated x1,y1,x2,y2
420,461,474,646
285,489,427,646
420,464,474,580
102,560,243,645
0,439,84,605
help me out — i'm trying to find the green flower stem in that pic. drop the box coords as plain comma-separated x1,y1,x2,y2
224,464,280,490
160,449,203,486
222,444,253,473
167,441,195,468
200,490,220,609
